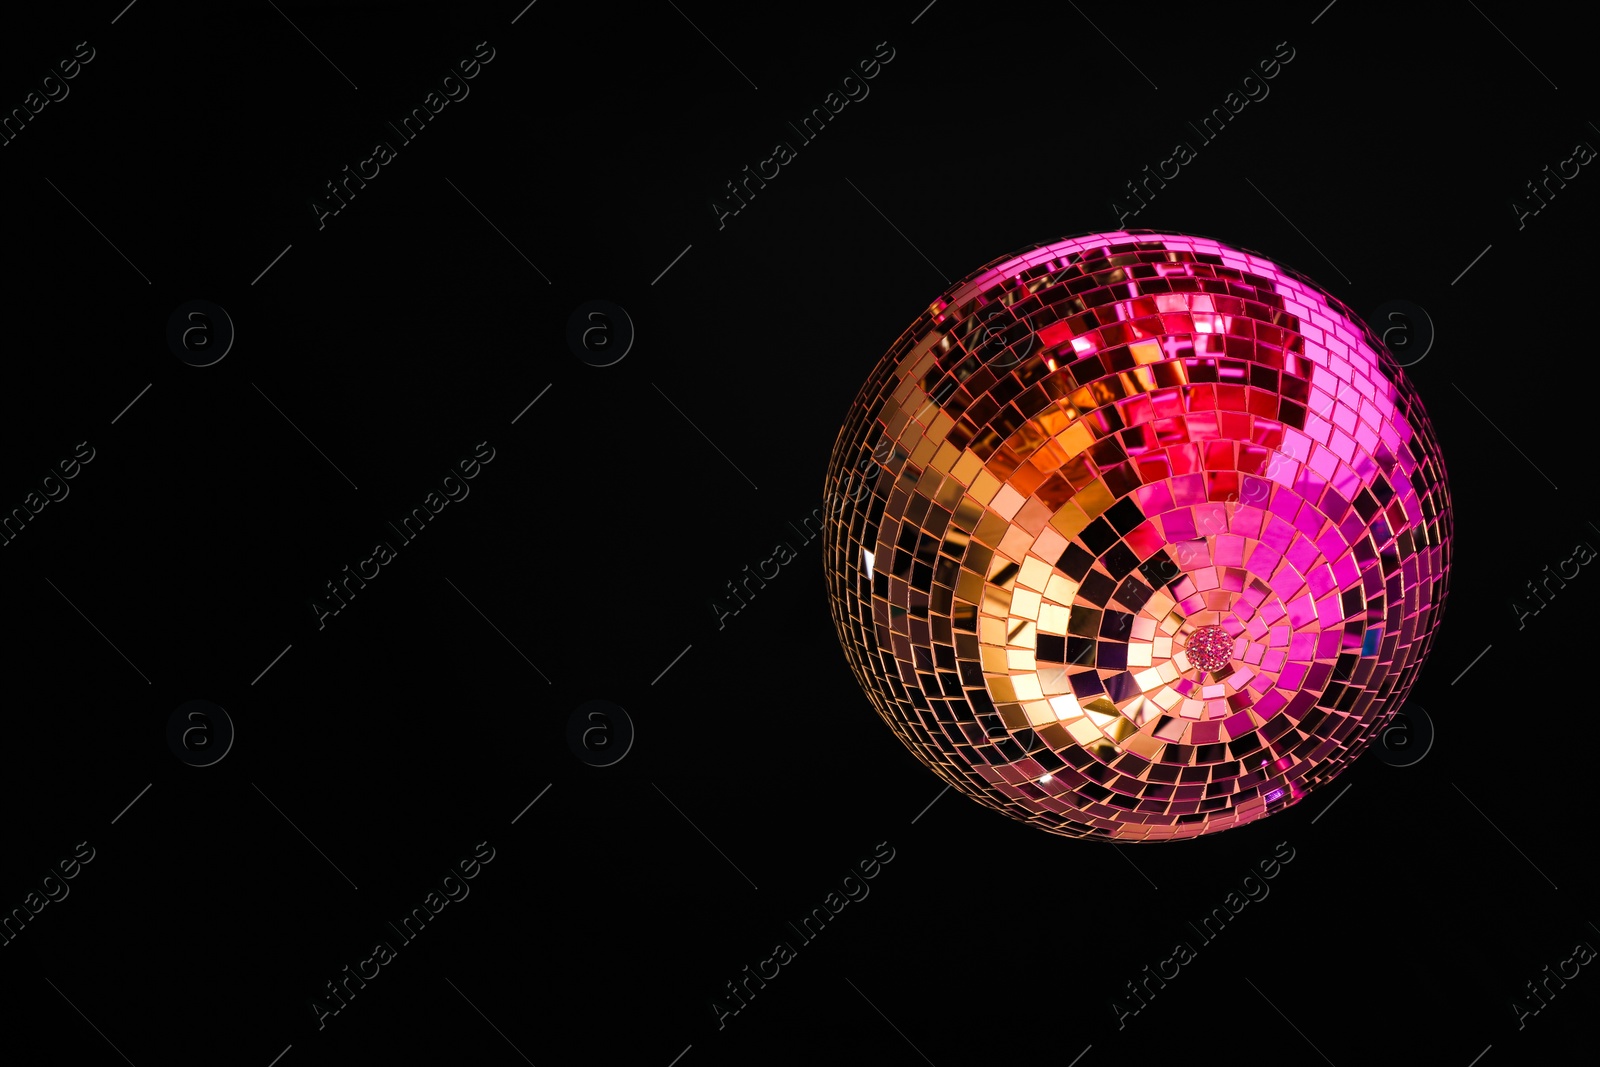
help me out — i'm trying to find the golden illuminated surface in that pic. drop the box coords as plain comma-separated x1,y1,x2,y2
822,232,1452,841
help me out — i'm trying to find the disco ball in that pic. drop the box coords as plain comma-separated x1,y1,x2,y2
822,231,1451,842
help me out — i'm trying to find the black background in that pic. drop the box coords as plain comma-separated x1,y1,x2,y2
0,2,1592,1065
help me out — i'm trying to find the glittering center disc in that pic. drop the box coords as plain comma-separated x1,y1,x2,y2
1187,625,1234,673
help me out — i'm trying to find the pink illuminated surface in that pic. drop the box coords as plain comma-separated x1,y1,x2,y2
823,231,1453,841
